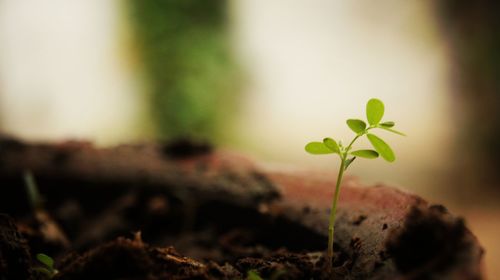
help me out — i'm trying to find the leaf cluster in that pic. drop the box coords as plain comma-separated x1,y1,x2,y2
305,98,404,167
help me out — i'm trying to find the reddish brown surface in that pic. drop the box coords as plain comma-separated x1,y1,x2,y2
269,170,424,219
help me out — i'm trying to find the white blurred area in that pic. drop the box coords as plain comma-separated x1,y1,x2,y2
232,0,453,194
0,0,452,192
0,0,148,145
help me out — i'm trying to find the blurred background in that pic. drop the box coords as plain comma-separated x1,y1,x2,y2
0,0,498,277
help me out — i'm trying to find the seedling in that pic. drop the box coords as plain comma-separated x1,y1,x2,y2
246,269,286,280
305,98,404,267
34,253,58,278
246,270,264,280
24,170,44,210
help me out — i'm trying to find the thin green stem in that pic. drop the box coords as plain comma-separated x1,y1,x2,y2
345,126,375,153
345,134,361,152
327,126,375,269
327,156,345,268
327,128,372,269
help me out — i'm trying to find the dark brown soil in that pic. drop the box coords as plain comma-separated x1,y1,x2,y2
0,137,484,279
0,214,33,280
53,233,340,280
0,189,349,279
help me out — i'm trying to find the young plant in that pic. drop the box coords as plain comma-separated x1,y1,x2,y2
246,270,264,280
34,253,58,278
246,269,286,280
24,170,44,210
305,98,404,267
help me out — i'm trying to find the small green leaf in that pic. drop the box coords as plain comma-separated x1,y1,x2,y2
33,267,53,277
379,126,406,136
344,157,356,170
346,119,366,134
323,138,340,153
350,149,379,159
379,121,395,128
366,98,385,125
36,253,54,269
247,270,264,280
366,134,395,162
305,142,335,155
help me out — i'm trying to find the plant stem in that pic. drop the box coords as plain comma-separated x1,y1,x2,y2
326,129,375,269
327,157,345,268
345,135,360,153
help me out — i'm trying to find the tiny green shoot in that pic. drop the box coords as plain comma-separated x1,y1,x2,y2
34,253,58,278
305,98,405,268
246,270,264,280
23,170,44,210
246,269,285,280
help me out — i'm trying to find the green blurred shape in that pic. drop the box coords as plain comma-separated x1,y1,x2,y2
127,0,239,142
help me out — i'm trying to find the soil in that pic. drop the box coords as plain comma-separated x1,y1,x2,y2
0,137,484,279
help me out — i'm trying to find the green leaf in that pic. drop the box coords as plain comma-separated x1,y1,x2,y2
36,253,54,269
33,267,53,277
247,270,264,280
346,119,366,134
344,157,356,170
350,149,379,159
379,126,406,136
379,121,395,128
366,134,395,162
305,142,335,155
366,98,385,125
323,138,340,153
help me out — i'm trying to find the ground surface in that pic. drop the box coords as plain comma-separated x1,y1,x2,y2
0,137,485,279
